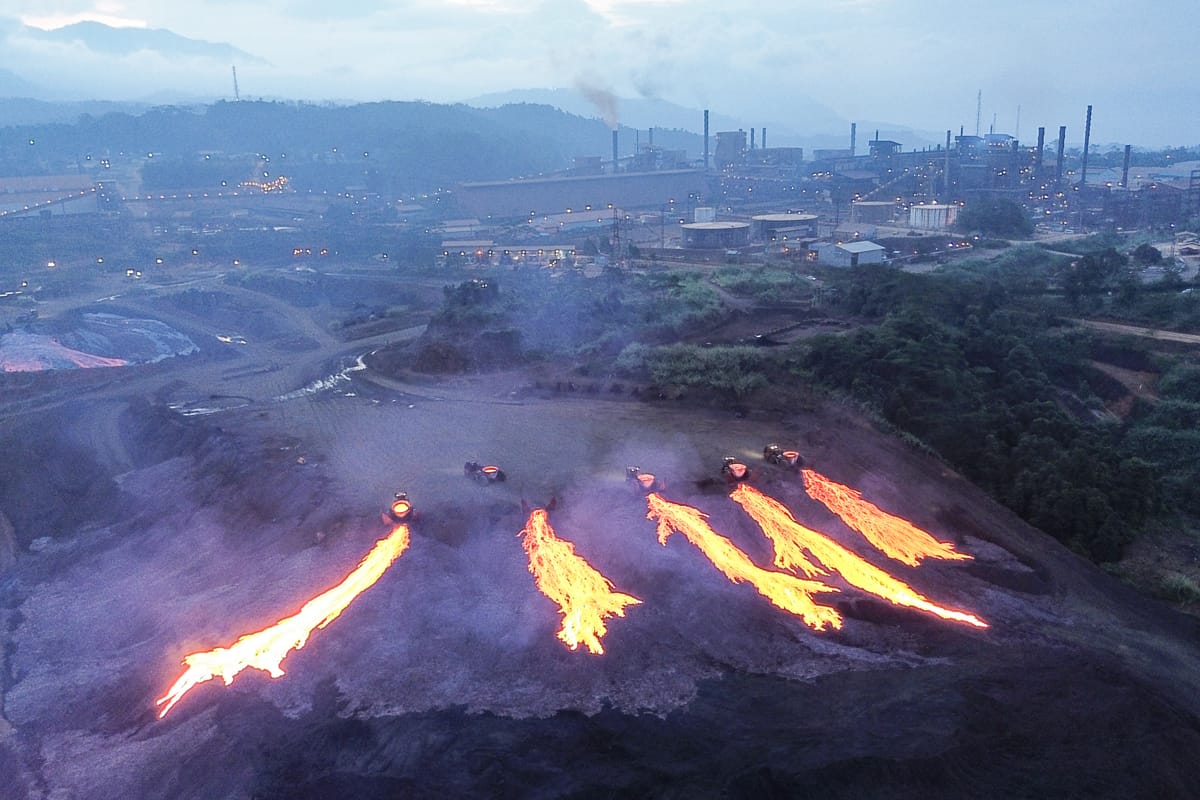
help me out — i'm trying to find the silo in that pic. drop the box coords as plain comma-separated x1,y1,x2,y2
908,203,958,230
752,213,819,240
681,221,751,249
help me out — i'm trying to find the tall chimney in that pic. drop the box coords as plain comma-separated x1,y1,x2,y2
703,109,710,170
1036,126,1045,173
1080,105,1093,186
612,129,619,174
1122,144,1132,188
762,127,767,149
945,130,952,196
850,122,857,156
1056,125,1067,187
649,127,654,147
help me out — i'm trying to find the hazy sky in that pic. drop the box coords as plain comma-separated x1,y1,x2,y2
2,0,1197,146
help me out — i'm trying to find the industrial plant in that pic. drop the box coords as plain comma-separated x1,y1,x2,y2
4,98,1195,281
3,93,1200,800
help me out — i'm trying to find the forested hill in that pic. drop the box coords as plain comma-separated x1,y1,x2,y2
0,100,702,189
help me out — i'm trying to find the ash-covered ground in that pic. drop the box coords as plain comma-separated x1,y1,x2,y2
3,284,1200,798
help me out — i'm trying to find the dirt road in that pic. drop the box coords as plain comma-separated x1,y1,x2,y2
1072,317,1200,345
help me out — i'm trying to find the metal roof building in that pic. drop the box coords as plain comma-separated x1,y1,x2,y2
813,240,886,267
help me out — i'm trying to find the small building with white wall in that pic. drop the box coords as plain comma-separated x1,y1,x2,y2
813,240,886,267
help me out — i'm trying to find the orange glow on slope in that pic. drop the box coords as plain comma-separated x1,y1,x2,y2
802,469,969,566
520,509,640,654
1,333,128,372
156,524,411,718
645,493,842,631
730,485,986,628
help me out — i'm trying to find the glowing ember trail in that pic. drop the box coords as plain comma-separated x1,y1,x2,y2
156,524,411,719
645,493,842,631
520,509,640,654
802,469,970,566
0,332,128,372
730,485,987,628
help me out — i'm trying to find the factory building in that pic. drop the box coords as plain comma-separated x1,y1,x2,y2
681,221,751,249
454,170,706,220
714,131,747,169
812,240,886,267
752,213,818,240
0,175,100,220
908,203,959,230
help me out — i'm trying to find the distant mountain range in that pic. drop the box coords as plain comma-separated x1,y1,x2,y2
463,88,943,152
23,21,265,65
0,21,943,150
0,67,39,97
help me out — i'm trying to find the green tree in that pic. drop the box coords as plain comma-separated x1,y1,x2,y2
955,198,1034,237
1132,243,1163,265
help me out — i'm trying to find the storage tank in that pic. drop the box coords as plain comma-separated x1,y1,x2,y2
752,213,819,240
908,203,958,230
681,221,751,249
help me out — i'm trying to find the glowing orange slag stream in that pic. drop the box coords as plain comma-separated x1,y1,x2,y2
731,485,987,628
802,469,969,566
645,492,842,631
156,523,411,719
520,509,641,654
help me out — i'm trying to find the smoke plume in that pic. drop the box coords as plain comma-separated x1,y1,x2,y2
575,78,619,129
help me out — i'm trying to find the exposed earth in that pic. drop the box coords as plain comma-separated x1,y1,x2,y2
2,262,1200,799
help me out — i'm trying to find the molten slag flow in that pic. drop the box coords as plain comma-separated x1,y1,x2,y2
731,485,987,628
156,523,411,719
521,509,640,654
645,492,842,631
802,469,970,566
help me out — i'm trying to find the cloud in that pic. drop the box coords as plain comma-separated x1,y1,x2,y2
19,0,148,29
0,0,1195,144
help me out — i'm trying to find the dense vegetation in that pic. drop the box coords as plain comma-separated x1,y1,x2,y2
0,100,702,195
800,303,1158,560
954,198,1033,237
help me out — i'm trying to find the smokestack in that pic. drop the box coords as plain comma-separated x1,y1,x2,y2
850,123,857,157
703,109,710,170
1081,105,1093,186
945,130,952,196
750,128,755,150
1036,126,1046,173
649,127,654,147
1056,125,1067,187
612,129,619,174
762,127,767,149
1122,144,1132,188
